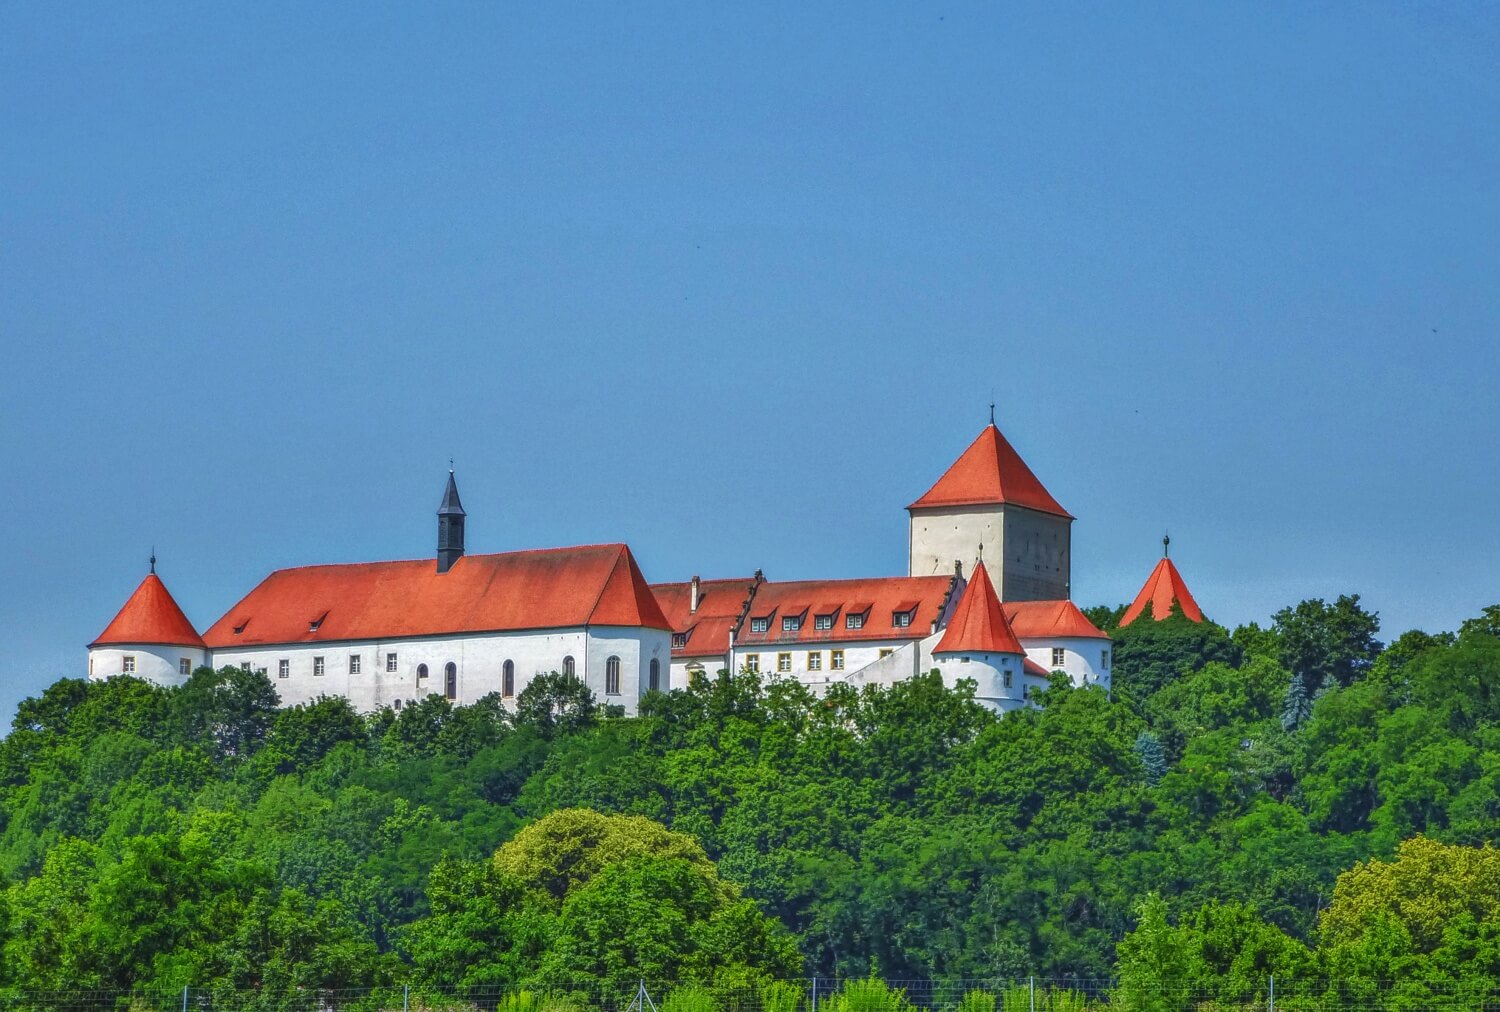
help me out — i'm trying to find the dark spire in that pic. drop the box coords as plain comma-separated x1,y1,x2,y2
1163,532,1171,559
437,466,467,573
149,547,156,575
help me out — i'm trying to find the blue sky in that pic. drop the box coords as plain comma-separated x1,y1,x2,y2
1,3,1497,725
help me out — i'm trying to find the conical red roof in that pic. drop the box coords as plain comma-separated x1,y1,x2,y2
91,573,206,649
1119,557,1204,627
934,562,1025,655
908,424,1071,518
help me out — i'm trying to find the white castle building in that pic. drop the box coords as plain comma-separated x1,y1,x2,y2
88,421,1203,714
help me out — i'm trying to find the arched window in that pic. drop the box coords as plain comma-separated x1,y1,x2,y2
444,662,457,700
562,655,575,678
605,655,621,695
416,663,429,682
503,659,515,697
649,658,660,692
393,698,403,710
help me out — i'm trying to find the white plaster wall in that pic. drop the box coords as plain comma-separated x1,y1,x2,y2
207,625,668,716
586,626,671,709
88,645,206,687
908,504,1071,602
909,505,1002,582
736,638,922,694
841,641,923,691
1020,636,1112,691
671,656,728,690
935,650,1028,713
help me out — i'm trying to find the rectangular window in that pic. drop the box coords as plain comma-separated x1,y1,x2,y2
277,659,289,678
314,656,326,676
1023,684,1032,700
242,660,252,672
782,615,801,632
179,658,191,675
777,653,792,673
831,649,844,670
808,651,822,671
122,655,136,673
815,614,833,631
846,613,864,630
1004,670,1013,689
1102,650,1111,668
1051,647,1066,667
879,648,894,659
750,617,769,634
671,632,688,648
386,652,398,672
745,654,760,673
350,654,361,675
892,610,912,628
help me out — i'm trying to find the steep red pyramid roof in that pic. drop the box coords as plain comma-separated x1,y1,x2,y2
934,562,1025,655
202,543,671,648
91,573,206,649
908,423,1072,518
1119,557,1204,627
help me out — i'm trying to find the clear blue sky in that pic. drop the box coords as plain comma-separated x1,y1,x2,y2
2,3,1497,725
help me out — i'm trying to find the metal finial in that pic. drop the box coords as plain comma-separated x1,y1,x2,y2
977,540,984,562
149,547,156,574
449,458,454,474
989,401,995,426
1163,532,1171,558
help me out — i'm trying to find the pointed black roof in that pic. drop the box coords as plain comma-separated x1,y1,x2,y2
438,469,466,516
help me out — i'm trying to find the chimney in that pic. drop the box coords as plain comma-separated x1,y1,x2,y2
690,575,701,614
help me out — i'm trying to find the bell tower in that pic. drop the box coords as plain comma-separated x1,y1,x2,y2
437,463,466,574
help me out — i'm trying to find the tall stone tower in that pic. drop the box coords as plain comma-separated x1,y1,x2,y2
907,421,1072,601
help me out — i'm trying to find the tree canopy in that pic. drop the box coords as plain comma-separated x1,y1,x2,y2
1,596,1498,996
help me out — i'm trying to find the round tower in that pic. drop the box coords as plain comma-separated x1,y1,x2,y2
88,554,206,685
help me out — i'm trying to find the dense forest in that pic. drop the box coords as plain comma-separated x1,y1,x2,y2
1,595,1498,1005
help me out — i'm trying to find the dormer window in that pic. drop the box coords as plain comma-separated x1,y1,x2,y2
750,617,770,634
846,612,865,630
782,615,801,632
232,619,249,635
815,614,834,631
892,610,913,628
309,612,328,633
672,632,688,649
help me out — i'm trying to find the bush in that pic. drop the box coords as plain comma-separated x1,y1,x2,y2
662,987,723,1012
825,979,913,1012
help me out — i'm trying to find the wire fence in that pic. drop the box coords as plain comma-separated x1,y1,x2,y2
0,979,1497,1012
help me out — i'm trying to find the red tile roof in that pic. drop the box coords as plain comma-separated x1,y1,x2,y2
1003,599,1110,640
1119,557,1204,627
908,423,1072,518
203,544,671,648
734,575,957,647
934,562,1024,655
1024,657,1052,678
91,573,206,649
651,577,759,659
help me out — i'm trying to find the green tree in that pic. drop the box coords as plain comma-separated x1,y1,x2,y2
1110,613,1240,706
1273,595,1382,697
514,673,598,739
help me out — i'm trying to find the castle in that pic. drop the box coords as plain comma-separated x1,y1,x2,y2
87,421,1203,714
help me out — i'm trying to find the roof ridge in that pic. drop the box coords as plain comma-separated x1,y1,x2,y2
260,543,632,576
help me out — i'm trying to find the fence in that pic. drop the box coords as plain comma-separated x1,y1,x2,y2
0,978,1497,1012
